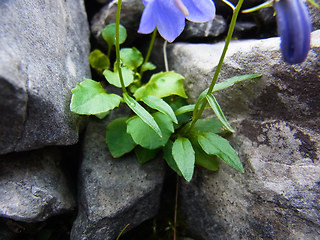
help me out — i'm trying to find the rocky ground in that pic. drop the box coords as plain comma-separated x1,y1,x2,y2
0,0,319,239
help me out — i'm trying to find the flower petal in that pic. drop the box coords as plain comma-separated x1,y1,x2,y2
275,0,311,64
155,0,186,42
182,0,216,22
138,0,157,34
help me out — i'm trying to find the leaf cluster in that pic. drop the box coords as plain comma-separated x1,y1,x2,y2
70,24,261,182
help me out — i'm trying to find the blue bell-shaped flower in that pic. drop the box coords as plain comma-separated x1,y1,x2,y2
274,0,312,64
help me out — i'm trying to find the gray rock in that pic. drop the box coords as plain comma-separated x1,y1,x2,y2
308,1,320,31
0,148,76,222
71,108,165,240
179,15,227,41
168,31,320,239
91,0,145,47
0,0,91,154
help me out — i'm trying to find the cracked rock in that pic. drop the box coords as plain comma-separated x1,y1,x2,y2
71,107,165,240
168,30,320,239
0,148,76,222
0,0,91,154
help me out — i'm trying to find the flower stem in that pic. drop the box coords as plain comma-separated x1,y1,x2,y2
139,28,157,77
163,40,169,72
115,0,127,94
187,0,244,132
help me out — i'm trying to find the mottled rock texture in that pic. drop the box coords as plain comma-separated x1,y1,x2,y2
0,148,75,222
168,30,320,239
71,107,165,240
0,0,91,154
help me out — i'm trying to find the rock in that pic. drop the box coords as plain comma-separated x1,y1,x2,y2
71,107,165,240
308,2,320,31
234,21,258,38
91,0,145,48
0,148,76,222
178,16,227,42
0,0,91,154
168,30,320,239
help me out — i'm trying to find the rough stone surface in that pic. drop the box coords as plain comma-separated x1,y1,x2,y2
0,0,91,154
168,30,320,239
178,16,227,42
91,0,145,47
0,148,76,222
71,107,165,240
309,1,320,31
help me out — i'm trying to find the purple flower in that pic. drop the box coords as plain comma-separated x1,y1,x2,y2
138,0,216,42
275,0,312,64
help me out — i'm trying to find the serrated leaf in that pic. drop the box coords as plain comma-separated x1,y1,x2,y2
120,47,143,70
163,140,182,176
123,93,162,138
197,132,244,173
213,74,261,92
106,117,136,158
102,23,127,48
206,94,234,133
140,62,156,73
103,67,134,88
126,112,174,149
89,49,110,73
172,137,195,182
135,146,159,163
141,95,178,124
134,71,187,100
70,79,121,115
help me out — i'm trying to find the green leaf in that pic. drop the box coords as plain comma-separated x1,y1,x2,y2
192,88,209,119
172,137,195,182
134,71,187,100
206,94,234,133
103,67,134,88
102,23,127,48
126,112,174,149
140,62,156,73
95,111,109,119
213,74,261,92
89,49,110,73
197,132,244,173
134,146,159,163
174,104,195,116
106,117,136,158
189,136,219,171
70,79,122,115
123,93,162,138
190,118,225,134
120,47,144,70
141,95,178,124
163,140,182,176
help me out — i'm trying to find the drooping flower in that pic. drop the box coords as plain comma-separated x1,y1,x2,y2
274,0,312,64
138,0,216,42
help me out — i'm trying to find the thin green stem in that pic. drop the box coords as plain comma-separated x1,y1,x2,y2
187,0,244,133
163,40,169,72
139,28,157,77
115,0,127,93
173,174,179,240
115,224,130,240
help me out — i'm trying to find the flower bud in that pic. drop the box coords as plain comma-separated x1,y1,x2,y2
275,0,312,64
